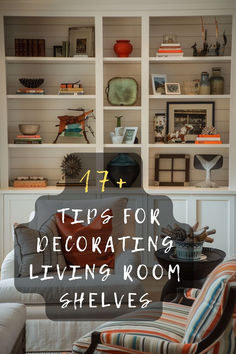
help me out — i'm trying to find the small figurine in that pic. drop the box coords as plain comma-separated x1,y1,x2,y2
201,126,217,135
53,108,95,144
166,124,193,143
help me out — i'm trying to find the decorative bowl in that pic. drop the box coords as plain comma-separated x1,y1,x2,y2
19,124,40,135
175,240,204,261
19,78,44,88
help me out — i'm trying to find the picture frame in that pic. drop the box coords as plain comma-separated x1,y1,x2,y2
123,127,138,144
69,27,95,57
154,153,190,186
53,45,63,57
167,101,215,142
152,74,167,95
165,82,181,95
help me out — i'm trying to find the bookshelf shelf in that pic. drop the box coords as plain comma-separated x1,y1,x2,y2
7,95,96,99
149,56,232,64
6,56,96,64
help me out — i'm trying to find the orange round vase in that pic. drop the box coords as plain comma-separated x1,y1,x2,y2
113,40,133,57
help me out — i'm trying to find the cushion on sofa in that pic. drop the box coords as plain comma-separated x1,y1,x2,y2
14,216,67,277
55,210,114,267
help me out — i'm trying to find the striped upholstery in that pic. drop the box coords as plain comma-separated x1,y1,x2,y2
73,259,236,354
184,288,201,301
72,302,197,354
183,260,236,344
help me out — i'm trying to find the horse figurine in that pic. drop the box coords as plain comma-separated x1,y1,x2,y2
167,124,193,143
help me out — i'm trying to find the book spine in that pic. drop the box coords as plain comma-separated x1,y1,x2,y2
32,39,38,56
196,137,221,141
17,135,41,138
38,39,45,56
15,39,20,56
158,49,183,53
160,43,181,47
28,39,33,56
195,141,222,144
19,39,24,56
198,134,221,137
22,39,28,56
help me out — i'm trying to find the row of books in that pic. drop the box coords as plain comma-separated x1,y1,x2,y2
195,134,222,144
15,39,45,57
16,88,45,95
14,135,42,144
156,43,184,57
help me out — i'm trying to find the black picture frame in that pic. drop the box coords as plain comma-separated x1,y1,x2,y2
166,101,215,142
53,45,63,57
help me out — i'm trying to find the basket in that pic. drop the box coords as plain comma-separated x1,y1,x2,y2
13,179,48,188
175,240,204,261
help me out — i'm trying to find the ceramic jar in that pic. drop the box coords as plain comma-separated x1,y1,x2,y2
210,67,224,94
175,240,204,260
200,72,210,95
113,40,133,57
107,153,140,187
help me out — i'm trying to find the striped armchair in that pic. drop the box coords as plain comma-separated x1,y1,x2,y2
73,258,236,354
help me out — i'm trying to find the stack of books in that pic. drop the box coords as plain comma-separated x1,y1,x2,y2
156,43,184,57
15,39,45,57
195,134,222,144
58,87,84,95
16,88,45,95
14,135,42,144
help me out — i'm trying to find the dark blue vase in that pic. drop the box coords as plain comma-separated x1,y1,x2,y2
107,153,140,187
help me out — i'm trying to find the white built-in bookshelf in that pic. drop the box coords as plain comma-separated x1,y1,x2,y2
0,14,235,189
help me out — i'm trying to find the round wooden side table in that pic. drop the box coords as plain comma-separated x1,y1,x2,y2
155,247,226,302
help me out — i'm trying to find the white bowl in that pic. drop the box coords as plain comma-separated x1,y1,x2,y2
19,124,40,135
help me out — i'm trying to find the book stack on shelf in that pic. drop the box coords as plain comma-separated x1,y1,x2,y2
58,81,84,95
14,135,42,144
15,39,45,56
195,134,222,144
16,88,45,95
156,43,184,57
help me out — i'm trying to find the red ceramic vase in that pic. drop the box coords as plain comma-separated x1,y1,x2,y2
113,40,133,57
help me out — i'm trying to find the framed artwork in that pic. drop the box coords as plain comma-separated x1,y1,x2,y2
152,74,167,95
69,27,95,57
123,127,138,144
154,154,190,186
165,82,181,95
53,45,63,57
167,101,215,142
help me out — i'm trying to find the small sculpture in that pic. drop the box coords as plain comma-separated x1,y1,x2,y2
191,17,227,56
110,115,124,144
53,108,95,144
57,153,83,186
201,126,217,135
194,154,223,188
61,153,82,179
161,222,216,243
166,124,193,143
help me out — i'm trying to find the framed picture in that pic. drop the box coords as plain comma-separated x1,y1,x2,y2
167,101,215,142
154,153,190,186
165,83,181,95
123,127,138,144
152,74,167,95
53,45,63,57
69,27,95,57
